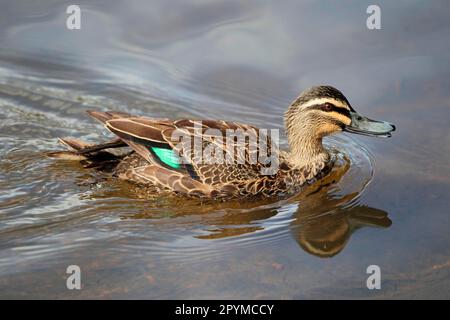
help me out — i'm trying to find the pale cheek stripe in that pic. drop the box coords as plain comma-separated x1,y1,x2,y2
329,111,351,125
299,98,350,110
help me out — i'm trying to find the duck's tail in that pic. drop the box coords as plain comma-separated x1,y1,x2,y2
46,137,129,170
46,110,134,170
46,137,95,160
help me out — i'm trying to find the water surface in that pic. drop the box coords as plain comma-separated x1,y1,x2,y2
0,0,449,299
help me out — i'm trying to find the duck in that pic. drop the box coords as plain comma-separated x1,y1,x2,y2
48,85,395,200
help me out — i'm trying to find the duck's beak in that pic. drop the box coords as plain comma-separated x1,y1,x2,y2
344,111,396,138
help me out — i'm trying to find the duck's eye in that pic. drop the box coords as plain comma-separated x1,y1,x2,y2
321,103,333,112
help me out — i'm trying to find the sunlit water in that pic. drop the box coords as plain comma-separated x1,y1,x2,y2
0,0,449,299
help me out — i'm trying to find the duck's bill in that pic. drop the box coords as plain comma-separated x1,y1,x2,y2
344,112,396,138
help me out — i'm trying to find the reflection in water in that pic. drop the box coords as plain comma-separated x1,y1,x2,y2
289,160,392,257
291,195,391,258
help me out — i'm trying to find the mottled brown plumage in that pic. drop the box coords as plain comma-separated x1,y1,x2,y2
49,86,395,200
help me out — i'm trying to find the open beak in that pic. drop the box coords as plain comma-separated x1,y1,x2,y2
344,111,396,138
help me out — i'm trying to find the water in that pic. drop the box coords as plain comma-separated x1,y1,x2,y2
0,0,449,299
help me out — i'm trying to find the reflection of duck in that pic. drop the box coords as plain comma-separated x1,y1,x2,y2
291,192,392,258
289,161,391,258
49,86,395,199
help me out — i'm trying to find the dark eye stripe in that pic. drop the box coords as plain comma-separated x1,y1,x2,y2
330,105,351,118
310,104,351,118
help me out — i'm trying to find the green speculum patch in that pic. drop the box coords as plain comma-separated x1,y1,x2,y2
151,146,182,169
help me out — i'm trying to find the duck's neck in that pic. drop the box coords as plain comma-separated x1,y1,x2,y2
287,132,330,169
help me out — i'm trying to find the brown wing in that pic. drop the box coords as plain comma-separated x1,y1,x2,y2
87,110,172,164
89,111,277,189
87,110,135,122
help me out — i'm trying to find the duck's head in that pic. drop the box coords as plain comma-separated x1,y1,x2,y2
285,85,396,140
